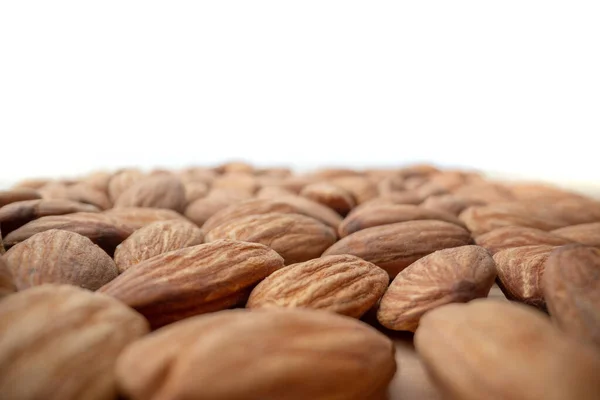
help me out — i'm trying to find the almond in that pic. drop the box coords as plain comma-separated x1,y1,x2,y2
116,308,396,400
543,244,600,347
65,183,112,210
300,182,356,216
247,254,388,318
331,176,378,204
184,194,246,227
108,169,145,202
4,229,118,291
493,245,556,309
323,220,472,278
552,222,600,248
114,175,186,213
475,226,573,254
103,207,187,230
11,178,50,190
205,213,337,265
0,189,41,208
378,190,423,205
377,245,497,332
38,181,70,199
256,186,297,199
0,284,149,400
114,220,204,272
81,171,112,193
3,212,134,254
0,199,100,235
450,181,515,204
211,172,259,195
338,203,465,237
273,195,343,228
183,181,209,205
99,240,284,328
0,257,16,298
421,194,484,216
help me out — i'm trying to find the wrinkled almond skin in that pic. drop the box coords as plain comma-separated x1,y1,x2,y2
114,220,204,272
324,220,472,278
493,245,556,309
475,226,573,254
414,300,600,400
65,184,112,210
552,222,600,248
4,229,118,291
0,189,41,208
377,245,497,332
205,213,337,265
114,175,186,213
99,240,284,328
300,183,356,216
202,199,299,233
275,195,343,229
338,204,465,237
0,199,100,235
543,245,600,347
0,284,149,400
247,255,389,318
184,194,245,227
421,194,484,216
108,169,145,203
0,257,16,298
3,213,134,255
116,309,397,400
103,207,187,230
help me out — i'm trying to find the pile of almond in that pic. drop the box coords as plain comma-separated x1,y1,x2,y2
1,163,599,400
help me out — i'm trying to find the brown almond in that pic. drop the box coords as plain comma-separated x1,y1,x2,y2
493,245,556,309
451,182,515,204
184,194,246,227
114,175,186,213
256,186,297,199
378,190,423,205
178,167,217,185
4,229,118,291
508,183,591,202
338,203,465,237
211,172,259,195
377,245,496,332
0,257,16,298
205,213,337,265
99,240,284,328
116,308,396,400
475,226,573,254
108,169,145,202
543,244,600,347
0,189,41,208
421,194,485,216
377,175,406,195
324,220,473,278
414,300,600,400
300,182,356,216
309,167,363,180
247,254,388,318
38,181,70,199
202,199,299,233
11,178,50,190
273,195,343,229
552,222,600,248
81,171,112,193
114,220,204,272
330,176,378,204
0,284,149,400
0,199,100,235
65,183,112,210
3,212,134,254
104,207,187,230
183,181,209,205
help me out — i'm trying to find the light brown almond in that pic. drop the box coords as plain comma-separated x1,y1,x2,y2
0,189,41,208
184,194,246,227
451,182,515,204
0,257,16,298
114,220,204,272
108,169,145,203
247,254,388,318
211,172,259,195
38,182,70,199
256,186,297,199
104,207,187,230
81,171,112,193
65,183,112,210
552,222,600,248
331,176,378,204
300,182,356,216
202,199,299,233
183,181,209,205
377,245,496,332
11,178,50,190
475,226,573,254
421,194,485,216
114,175,186,213
273,195,343,229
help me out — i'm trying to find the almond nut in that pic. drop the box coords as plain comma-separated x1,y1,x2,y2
114,175,186,213
551,222,600,248
475,226,573,254
103,207,188,230
0,257,16,298
0,189,41,208
300,182,356,216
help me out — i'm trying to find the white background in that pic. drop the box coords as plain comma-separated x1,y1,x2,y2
1,1,599,186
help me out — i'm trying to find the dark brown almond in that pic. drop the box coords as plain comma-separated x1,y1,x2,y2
114,220,204,272
543,244,600,347
552,223,600,248
4,229,118,290
114,175,186,213
99,240,284,328
205,213,337,265
0,189,41,208
104,207,187,230
475,226,573,254
0,257,16,298
0,199,100,235
421,194,485,216
300,183,356,216
202,199,299,233
108,169,145,202
377,245,497,332
3,212,134,254
339,203,465,237
65,183,112,210
493,245,556,309
323,220,473,278
247,254,388,318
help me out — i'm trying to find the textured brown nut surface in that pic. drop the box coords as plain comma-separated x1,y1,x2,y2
275,195,343,228
108,169,145,202
114,220,204,272
300,182,356,216
202,199,299,233
331,176,378,204
493,245,556,309
4,229,118,291
552,222,600,247
414,300,600,400
0,199,100,235
247,255,389,318
0,284,149,400
205,213,337,265
421,194,484,216
543,245,600,347
11,178,50,190
0,257,16,298
451,182,515,204
0,189,41,208
338,203,465,237
475,226,573,254
211,172,259,194
184,194,245,227
377,245,496,332
81,171,112,193
3,212,134,254
324,220,472,278
379,190,423,205
183,181,209,205
116,308,397,400
114,175,186,213
99,240,284,328
103,207,187,230
65,184,112,210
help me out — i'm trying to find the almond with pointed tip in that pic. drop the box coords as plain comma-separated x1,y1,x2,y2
99,240,284,328
205,213,337,265
114,220,204,272
300,183,356,216
116,308,396,400
247,254,388,318
377,245,496,332
475,226,573,254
